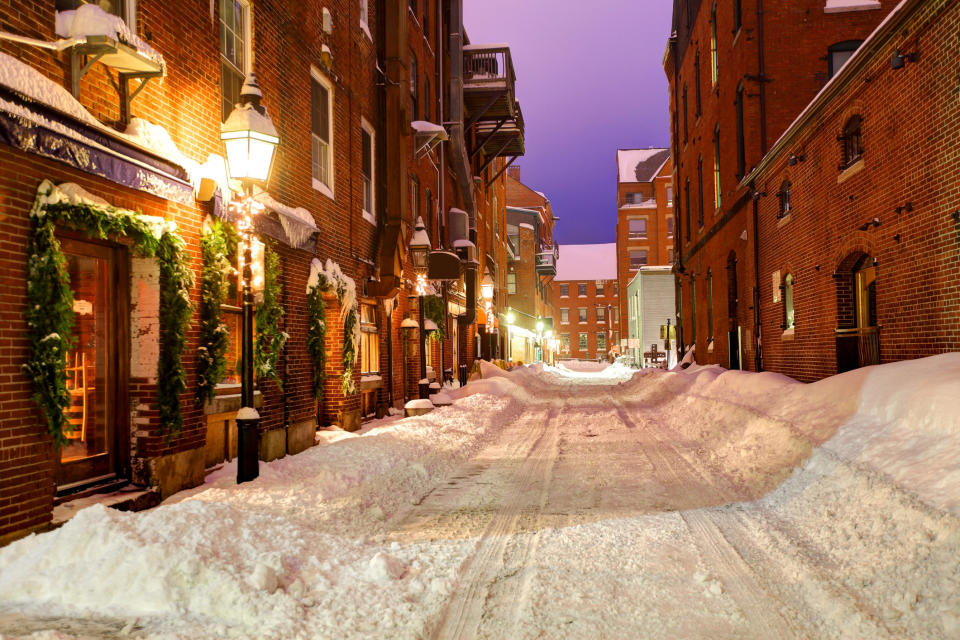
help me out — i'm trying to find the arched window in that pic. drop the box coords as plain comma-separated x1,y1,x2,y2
777,180,791,219
840,115,863,169
782,273,795,330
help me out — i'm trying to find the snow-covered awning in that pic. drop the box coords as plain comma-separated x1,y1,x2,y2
254,192,319,249
412,120,447,157
401,318,420,329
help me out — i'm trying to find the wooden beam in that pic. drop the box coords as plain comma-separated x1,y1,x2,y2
470,117,509,160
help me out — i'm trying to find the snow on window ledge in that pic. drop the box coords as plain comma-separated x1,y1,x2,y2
362,209,376,226
312,177,335,201
360,19,372,42
824,0,881,13
782,327,796,340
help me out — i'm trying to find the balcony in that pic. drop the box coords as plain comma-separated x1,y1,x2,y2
463,44,524,166
535,244,558,276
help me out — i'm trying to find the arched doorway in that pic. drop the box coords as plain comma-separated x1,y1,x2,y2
834,251,879,372
726,251,742,370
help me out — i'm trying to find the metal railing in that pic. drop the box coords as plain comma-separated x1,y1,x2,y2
463,45,516,88
835,326,880,368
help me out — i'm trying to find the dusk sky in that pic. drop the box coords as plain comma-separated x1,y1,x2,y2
464,1,674,245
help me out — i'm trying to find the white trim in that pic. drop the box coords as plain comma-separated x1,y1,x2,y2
359,0,372,41
310,66,335,200
360,116,376,225
824,0,881,13
123,0,138,30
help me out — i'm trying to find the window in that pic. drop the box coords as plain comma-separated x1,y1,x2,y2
713,126,722,210
597,332,607,352
422,0,430,40
691,275,697,344
560,283,569,297
360,304,380,374
783,273,796,329
734,0,742,33
682,85,689,144
578,283,587,297
560,308,569,323
311,71,334,197
423,76,430,122
410,174,419,223
220,0,249,122
629,218,648,239
596,281,605,296
624,192,644,205
694,50,701,117
507,272,516,294
629,250,648,270
597,306,606,322
409,54,418,120
669,248,675,264
578,307,587,323
736,82,746,178
684,179,691,241
578,333,588,351
561,333,571,353
613,282,619,296
666,186,674,207
778,180,791,219
697,156,705,228
667,217,675,238
710,3,718,86
707,269,714,341
828,40,863,79
613,307,619,323
361,119,375,223
840,115,863,168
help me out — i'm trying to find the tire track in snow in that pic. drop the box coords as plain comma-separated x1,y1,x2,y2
425,404,561,640
611,398,801,639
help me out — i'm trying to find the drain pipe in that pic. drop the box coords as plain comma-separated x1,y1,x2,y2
751,183,763,372
756,0,768,154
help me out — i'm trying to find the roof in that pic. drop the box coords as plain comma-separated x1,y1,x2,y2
617,149,671,184
555,243,617,281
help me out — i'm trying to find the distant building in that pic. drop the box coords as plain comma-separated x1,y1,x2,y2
625,267,676,367
615,148,674,355
555,244,620,361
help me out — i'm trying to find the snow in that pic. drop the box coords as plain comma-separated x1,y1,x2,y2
451,238,475,248
617,148,669,183
824,0,882,12
410,216,431,249
236,407,259,420
1,354,959,638
55,5,165,69
410,121,446,137
555,242,617,281
361,375,382,383
400,317,419,329
254,191,318,247
220,101,279,140
405,399,434,410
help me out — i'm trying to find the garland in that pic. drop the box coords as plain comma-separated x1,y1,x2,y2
307,259,359,399
196,219,235,406
305,272,327,400
254,242,287,387
24,180,193,444
423,295,446,341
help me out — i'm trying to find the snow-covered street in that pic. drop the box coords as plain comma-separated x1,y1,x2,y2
2,357,959,639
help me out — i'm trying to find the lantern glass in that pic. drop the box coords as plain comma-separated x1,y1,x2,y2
411,247,429,271
222,130,279,185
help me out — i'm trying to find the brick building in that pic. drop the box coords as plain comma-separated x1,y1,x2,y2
615,148,674,355
503,169,557,363
0,0,522,544
555,244,620,361
665,0,899,371
744,0,960,381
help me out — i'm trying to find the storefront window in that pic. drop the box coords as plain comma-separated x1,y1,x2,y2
360,303,380,374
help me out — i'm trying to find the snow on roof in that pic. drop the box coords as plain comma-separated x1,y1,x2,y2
0,51,99,126
254,191,318,247
555,243,617,281
824,0,882,13
617,148,670,184
463,43,510,51
518,222,534,230
55,5,164,68
411,120,446,136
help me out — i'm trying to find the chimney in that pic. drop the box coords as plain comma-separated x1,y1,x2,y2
507,166,521,181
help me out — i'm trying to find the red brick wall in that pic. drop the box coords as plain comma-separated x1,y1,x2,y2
752,0,960,381
555,280,620,360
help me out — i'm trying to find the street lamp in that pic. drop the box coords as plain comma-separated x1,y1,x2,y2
506,308,515,362
409,216,431,398
481,269,494,360
220,73,279,485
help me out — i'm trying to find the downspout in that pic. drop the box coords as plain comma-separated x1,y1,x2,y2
669,32,684,358
756,0,768,153
751,182,763,372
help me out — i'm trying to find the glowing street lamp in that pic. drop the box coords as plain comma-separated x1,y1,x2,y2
409,217,432,398
481,269,495,359
220,73,279,485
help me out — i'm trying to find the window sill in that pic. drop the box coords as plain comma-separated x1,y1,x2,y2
824,0,881,13
360,20,372,42
312,178,335,200
777,212,792,228
837,158,864,184
707,340,714,353
781,327,795,340
362,209,376,225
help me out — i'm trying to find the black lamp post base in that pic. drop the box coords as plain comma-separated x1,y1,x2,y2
237,417,260,483
419,381,431,399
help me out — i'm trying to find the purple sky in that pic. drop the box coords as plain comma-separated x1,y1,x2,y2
464,0,675,245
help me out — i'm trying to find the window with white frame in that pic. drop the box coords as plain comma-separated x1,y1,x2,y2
578,283,587,297
597,332,607,352
360,304,380,373
560,308,569,323
361,119,375,222
560,333,570,353
578,307,587,323
596,280,605,296
629,250,648,270
311,70,334,197
667,216,674,238
578,333,588,351
597,306,606,322
507,272,516,294
560,283,569,297
359,0,370,35
629,218,647,239
220,0,249,122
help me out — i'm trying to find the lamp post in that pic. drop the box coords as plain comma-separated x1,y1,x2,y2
220,73,279,485
481,269,494,360
409,216,431,398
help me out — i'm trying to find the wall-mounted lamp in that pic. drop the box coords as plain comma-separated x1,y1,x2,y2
895,202,913,214
858,217,881,231
787,153,806,166
891,49,916,70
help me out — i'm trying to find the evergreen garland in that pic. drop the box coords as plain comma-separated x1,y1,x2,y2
305,272,328,401
341,306,358,395
24,181,193,444
423,295,446,341
254,242,287,387
196,219,235,406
